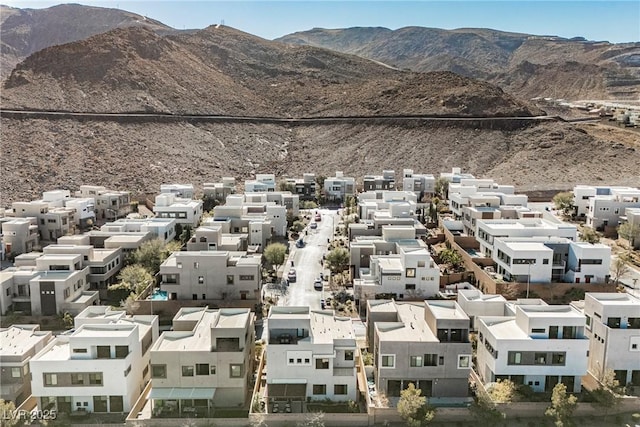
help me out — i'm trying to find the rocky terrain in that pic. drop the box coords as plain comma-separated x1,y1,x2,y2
1,19,640,207
277,27,640,100
0,3,172,80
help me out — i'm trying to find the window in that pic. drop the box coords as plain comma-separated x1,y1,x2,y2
71,373,85,385
334,384,348,395
230,364,243,378
115,346,129,358
531,328,545,333
313,384,326,395
381,355,395,368
543,259,549,264
89,373,103,385
124,365,131,377
182,366,194,377
406,268,416,278
196,364,209,375
194,262,199,269
97,346,110,359
508,352,522,365
552,353,566,365
239,275,255,281
227,275,234,285
11,367,21,378
316,358,329,369
405,284,416,290
44,373,57,386
198,276,204,284
585,315,592,329
458,355,471,369
424,354,438,366
410,356,423,367
210,365,217,375
344,350,354,361
534,353,547,365
151,365,167,378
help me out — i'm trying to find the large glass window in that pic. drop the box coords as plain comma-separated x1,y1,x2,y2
423,354,438,366
334,385,348,395
508,352,522,365
312,384,326,395
97,346,110,359
315,358,329,369
109,396,123,413
44,373,57,386
344,351,354,361
115,346,129,358
89,373,103,385
410,356,423,367
182,366,194,377
196,364,209,375
381,355,395,368
230,364,243,378
151,365,167,378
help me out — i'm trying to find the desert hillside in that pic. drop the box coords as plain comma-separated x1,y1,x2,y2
277,27,640,100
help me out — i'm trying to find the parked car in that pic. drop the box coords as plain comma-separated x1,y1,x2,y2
314,279,323,290
315,214,322,222
310,222,318,229
287,269,297,282
320,299,326,309
296,238,305,248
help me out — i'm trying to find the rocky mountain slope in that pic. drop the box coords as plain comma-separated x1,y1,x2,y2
277,27,640,100
2,25,539,117
0,3,172,81
2,24,639,206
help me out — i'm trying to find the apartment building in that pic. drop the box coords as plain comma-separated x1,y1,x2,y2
350,226,418,279
153,193,203,227
581,293,640,387
573,185,639,219
29,307,159,415
401,169,436,197
203,178,237,203
367,300,472,402
245,174,276,193
492,237,611,284
620,207,640,249
284,173,317,201
476,304,589,393
78,185,131,223
186,224,247,252
0,325,53,405
100,218,177,244
148,307,254,416
354,240,440,302
42,244,123,291
357,191,418,221
0,253,99,316
456,289,507,330
266,307,358,402
159,251,261,302
324,171,356,202
476,218,577,258
41,190,96,230
12,200,75,243
364,170,396,192
245,191,300,217
439,167,475,184
160,184,195,199
585,187,640,230
0,217,39,256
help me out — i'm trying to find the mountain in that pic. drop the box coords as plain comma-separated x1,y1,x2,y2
1,24,639,206
1,25,539,117
276,27,640,100
0,3,173,80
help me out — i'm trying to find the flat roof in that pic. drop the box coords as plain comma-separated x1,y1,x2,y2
154,310,218,351
33,341,71,361
517,305,584,318
377,303,436,342
587,293,640,306
377,257,403,272
73,324,136,338
0,326,50,357
500,241,553,251
310,311,355,344
426,301,469,320
480,317,528,340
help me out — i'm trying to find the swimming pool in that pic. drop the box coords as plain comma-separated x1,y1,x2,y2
150,289,168,301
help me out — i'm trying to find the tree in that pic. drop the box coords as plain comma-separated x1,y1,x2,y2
590,369,622,415
178,224,192,245
428,201,438,224
397,383,436,427
130,239,174,274
111,264,155,296
263,243,287,272
0,399,19,427
278,180,295,192
618,222,640,251
612,256,630,286
434,177,449,199
553,192,575,218
202,194,221,212
545,382,577,427
488,379,517,403
326,248,349,274
439,248,463,270
580,227,600,244
62,312,74,329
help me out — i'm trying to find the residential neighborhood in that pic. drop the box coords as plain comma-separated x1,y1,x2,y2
0,170,639,427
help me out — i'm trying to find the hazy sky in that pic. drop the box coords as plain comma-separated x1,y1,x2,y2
2,1,639,43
